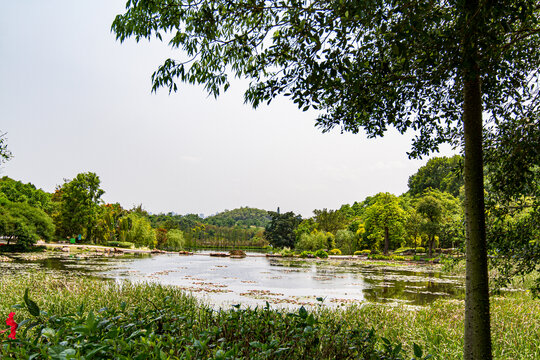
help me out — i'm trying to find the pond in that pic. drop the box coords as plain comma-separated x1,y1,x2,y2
1,252,465,308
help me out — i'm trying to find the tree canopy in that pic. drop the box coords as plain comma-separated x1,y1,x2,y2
408,155,463,197
112,2,540,358
0,177,53,213
53,172,104,241
264,211,302,248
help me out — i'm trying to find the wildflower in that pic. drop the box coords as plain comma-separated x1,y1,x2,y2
5,312,17,339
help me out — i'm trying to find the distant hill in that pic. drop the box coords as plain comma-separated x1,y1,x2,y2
204,207,271,228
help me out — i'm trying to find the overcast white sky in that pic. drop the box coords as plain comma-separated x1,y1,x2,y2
0,1,457,217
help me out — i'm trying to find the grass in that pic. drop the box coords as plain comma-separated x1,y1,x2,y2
324,292,540,360
0,272,412,359
1,270,538,359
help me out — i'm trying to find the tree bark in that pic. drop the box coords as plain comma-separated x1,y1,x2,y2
462,1,492,355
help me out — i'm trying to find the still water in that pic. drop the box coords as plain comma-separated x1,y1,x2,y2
4,252,464,308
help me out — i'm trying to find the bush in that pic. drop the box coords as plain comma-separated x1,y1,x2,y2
369,254,391,260
390,255,407,261
280,248,295,257
299,250,315,258
328,248,342,255
354,249,371,255
106,241,134,248
315,249,328,259
394,247,414,254
415,247,426,253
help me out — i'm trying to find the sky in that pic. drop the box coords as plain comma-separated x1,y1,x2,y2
0,1,457,218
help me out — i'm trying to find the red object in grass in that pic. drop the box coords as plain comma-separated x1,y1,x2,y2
5,312,17,339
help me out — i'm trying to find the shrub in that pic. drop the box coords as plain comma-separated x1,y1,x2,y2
315,249,328,259
280,248,295,257
299,250,315,258
358,249,372,255
328,248,342,255
394,247,414,254
390,255,407,261
106,241,134,248
369,254,391,260
415,247,426,253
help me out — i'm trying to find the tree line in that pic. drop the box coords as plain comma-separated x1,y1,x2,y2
0,174,270,251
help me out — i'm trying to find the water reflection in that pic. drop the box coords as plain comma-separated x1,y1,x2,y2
1,253,464,308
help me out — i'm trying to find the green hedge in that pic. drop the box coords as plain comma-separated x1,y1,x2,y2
106,241,134,249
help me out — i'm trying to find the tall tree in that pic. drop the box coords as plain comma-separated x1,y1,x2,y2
415,189,463,256
313,208,348,233
408,155,464,197
113,2,540,357
264,211,302,248
54,172,104,242
363,193,406,254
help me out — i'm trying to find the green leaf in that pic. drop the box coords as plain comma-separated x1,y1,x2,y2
24,288,40,317
298,306,308,319
413,343,423,358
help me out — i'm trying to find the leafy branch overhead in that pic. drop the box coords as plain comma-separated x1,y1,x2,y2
112,0,540,158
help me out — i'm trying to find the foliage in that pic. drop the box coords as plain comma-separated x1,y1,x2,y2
315,249,328,259
363,193,406,254
0,201,55,248
94,203,127,245
299,250,315,258
163,229,185,251
296,231,334,252
112,2,540,356
415,189,463,256
0,131,12,165
408,156,464,197
329,248,342,255
53,172,104,242
313,208,348,233
389,255,407,261
0,177,53,213
488,205,540,296
1,284,427,360
148,212,268,249
355,250,371,255
4,272,540,360
125,213,156,249
279,247,296,257
294,218,318,241
484,114,540,296
106,241,134,249
264,211,302,248
205,207,271,228
334,229,359,255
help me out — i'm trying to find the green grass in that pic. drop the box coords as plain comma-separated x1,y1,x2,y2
327,292,540,359
1,272,538,359
0,272,416,359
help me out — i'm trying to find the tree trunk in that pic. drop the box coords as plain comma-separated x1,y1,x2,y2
383,226,389,255
428,235,434,257
462,1,492,356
